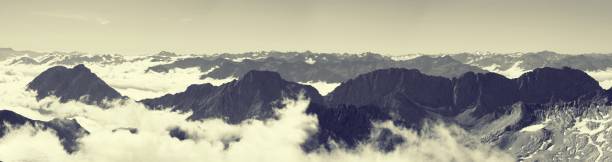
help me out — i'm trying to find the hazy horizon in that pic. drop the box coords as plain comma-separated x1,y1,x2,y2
3,46,611,56
2,0,612,55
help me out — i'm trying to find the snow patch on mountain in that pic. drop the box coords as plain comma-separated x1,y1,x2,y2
390,54,423,61
520,124,546,132
304,57,316,64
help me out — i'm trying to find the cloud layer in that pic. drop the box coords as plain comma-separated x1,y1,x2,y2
0,59,514,162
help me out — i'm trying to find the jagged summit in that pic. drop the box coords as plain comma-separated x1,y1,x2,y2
27,64,123,105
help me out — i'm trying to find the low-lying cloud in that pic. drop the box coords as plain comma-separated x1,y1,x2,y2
0,98,514,162
0,59,514,162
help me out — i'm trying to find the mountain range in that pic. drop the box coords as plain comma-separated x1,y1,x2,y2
2,49,612,161
3,62,610,161
4,49,611,88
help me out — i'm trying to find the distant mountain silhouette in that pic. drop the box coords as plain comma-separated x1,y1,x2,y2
145,51,487,83
27,64,124,105
451,51,612,72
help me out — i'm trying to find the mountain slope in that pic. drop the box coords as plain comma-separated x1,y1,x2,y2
0,110,89,153
27,64,124,105
141,70,324,124
327,67,603,121
315,66,607,152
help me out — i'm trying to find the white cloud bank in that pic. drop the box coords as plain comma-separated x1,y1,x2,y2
0,57,514,162
0,97,514,162
587,68,612,89
299,81,340,96
0,58,235,101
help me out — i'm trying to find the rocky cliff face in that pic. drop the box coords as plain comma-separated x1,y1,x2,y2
27,64,124,105
327,67,603,122
452,72,520,116
326,68,454,125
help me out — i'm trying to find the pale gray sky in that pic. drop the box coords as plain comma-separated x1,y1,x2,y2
1,0,611,55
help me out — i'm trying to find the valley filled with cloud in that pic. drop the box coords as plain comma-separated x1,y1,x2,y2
0,56,514,162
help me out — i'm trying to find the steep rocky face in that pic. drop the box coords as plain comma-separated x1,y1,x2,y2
326,68,520,122
327,68,453,108
327,67,603,124
316,67,606,152
516,67,602,104
0,110,89,153
453,72,520,116
142,70,324,124
141,84,218,110
0,110,32,137
27,64,123,105
326,68,454,124
304,104,391,150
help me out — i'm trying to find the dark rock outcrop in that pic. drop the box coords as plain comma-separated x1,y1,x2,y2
304,104,391,150
169,127,188,140
0,110,89,153
27,64,124,105
142,70,324,124
452,72,520,116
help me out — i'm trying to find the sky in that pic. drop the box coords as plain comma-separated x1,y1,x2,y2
1,0,611,55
